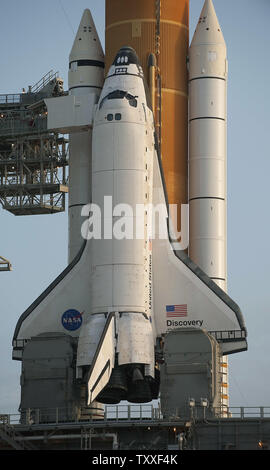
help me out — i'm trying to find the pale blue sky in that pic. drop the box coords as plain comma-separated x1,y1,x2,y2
0,0,270,413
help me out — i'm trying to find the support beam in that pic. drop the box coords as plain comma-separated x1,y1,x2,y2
0,256,11,272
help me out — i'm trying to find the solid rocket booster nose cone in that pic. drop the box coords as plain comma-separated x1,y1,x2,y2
69,8,104,62
82,8,92,21
189,0,227,81
113,46,140,66
190,0,225,47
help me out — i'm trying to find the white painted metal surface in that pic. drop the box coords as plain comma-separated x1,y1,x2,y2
68,9,104,262
76,313,107,370
91,59,153,316
189,0,227,292
117,313,155,377
87,314,116,405
189,0,229,408
44,94,95,133
152,139,246,354
77,48,156,382
15,243,92,340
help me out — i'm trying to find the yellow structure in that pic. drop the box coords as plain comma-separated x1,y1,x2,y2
105,0,189,233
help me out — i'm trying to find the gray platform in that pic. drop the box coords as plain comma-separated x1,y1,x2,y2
1,405,270,450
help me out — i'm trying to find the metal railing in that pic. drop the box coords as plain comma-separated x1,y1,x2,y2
223,407,270,419
0,94,21,105
31,70,59,94
0,113,48,137
1,406,270,427
1,405,161,426
0,70,60,108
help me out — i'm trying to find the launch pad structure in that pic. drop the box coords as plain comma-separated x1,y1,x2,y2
1,404,270,450
0,70,68,215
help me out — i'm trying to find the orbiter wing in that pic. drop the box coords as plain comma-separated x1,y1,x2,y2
152,136,247,355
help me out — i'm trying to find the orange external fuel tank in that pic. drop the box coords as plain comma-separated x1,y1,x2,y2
105,0,189,234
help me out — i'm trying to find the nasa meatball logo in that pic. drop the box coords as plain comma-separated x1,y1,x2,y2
61,309,83,331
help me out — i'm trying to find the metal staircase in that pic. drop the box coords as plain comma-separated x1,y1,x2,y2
0,423,36,450
30,70,61,94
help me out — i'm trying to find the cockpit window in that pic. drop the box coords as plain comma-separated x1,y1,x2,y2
107,90,126,100
129,98,137,108
99,90,138,109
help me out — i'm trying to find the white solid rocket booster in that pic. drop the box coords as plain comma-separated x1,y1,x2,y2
68,9,104,262
68,9,105,417
189,0,227,292
189,0,228,407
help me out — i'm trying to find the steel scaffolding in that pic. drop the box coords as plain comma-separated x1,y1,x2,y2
0,71,69,215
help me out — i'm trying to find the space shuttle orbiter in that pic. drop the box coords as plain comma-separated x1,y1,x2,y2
12,6,247,407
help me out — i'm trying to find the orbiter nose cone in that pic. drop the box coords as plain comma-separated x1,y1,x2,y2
113,46,141,66
191,0,225,47
69,8,104,62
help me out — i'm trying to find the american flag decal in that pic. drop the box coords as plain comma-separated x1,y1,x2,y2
166,305,187,317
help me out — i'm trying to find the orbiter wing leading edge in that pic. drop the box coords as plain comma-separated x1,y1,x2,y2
152,135,247,355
